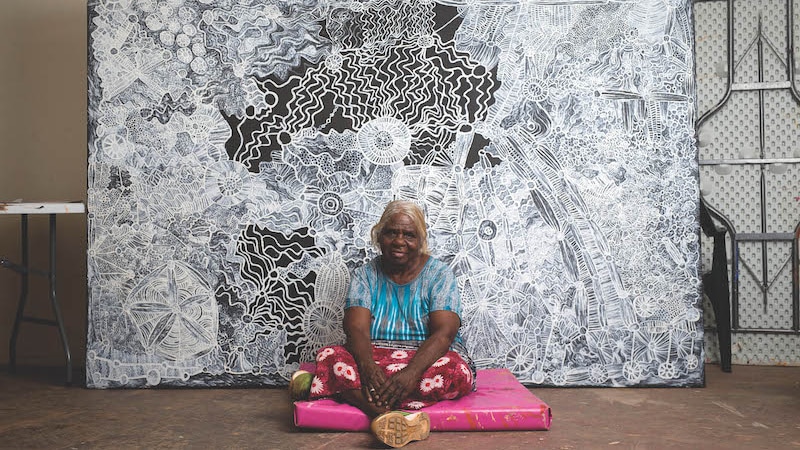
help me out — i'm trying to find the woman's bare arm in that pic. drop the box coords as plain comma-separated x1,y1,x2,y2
343,306,387,404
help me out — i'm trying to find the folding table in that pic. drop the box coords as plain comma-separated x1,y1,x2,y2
1,201,85,384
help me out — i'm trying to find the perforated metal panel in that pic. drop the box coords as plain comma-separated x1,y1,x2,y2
695,0,800,366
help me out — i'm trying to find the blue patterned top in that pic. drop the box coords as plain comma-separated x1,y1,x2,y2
345,256,463,343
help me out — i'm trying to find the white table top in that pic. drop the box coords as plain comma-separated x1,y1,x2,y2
0,202,86,214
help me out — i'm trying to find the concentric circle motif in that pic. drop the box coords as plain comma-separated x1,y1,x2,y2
524,77,548,102
477,219,498,241
504,343,538,375
318,192,344,216
205,160,250,207
588,363,609,383
303,301,345,347
357,117,412,165
146,369,161,386
325,52,343,71
658,361,678,379
101,133,131,160
550,369,567,386
623,361,644,382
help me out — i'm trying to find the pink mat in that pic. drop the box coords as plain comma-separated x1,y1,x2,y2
293,367,552,431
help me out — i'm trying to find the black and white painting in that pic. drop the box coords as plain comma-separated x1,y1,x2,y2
87,0,701,388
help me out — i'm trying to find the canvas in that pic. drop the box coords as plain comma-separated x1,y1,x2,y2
87,0,701,388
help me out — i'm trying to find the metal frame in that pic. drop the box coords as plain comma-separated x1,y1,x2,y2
1,214,72,385
696,0,800,336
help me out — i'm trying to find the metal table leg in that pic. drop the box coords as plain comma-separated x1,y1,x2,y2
8,214,29,376
49,214,72,385
5,214,73,385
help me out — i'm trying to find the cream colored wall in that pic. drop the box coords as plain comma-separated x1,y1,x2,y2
0,0,88,367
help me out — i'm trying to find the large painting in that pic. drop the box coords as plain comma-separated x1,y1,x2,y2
87,0,701,387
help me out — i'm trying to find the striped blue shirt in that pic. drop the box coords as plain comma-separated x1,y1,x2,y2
345,256,462,343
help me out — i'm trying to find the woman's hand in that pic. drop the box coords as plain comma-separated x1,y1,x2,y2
360,362,388,404
374,366,421,408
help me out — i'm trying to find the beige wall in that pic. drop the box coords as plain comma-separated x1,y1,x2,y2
0,0,88,367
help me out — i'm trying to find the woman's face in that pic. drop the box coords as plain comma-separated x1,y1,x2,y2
379,213,422,268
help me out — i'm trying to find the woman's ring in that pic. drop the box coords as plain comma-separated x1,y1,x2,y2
369,388,376,393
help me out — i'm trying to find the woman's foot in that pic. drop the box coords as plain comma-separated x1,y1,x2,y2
370,411,430,448
339,389,391,417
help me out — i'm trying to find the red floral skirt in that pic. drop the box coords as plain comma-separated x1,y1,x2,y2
308,344,474,409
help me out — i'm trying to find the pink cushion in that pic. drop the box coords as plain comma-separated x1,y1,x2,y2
293,368,552,431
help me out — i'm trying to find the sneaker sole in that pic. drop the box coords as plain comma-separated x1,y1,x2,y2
371,411,430,448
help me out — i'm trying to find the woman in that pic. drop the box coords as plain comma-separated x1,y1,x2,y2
291,200,475,448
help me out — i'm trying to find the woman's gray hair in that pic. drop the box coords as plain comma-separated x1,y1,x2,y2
370,200,429,255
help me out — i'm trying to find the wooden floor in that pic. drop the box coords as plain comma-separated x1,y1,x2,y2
1,364,798,449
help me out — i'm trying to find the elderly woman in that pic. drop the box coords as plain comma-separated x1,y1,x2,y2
292,200,475,448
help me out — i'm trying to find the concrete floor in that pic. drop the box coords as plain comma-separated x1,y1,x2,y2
1,364,798,449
